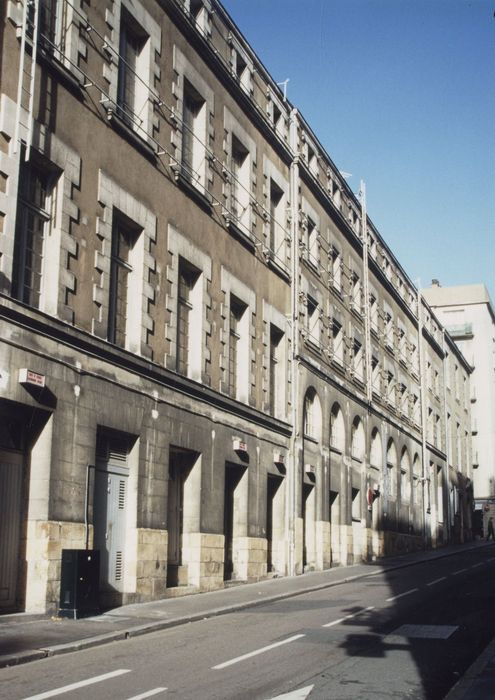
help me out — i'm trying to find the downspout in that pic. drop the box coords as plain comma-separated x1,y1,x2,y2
288,107,300,576
359,181,373,406
441,329,453,542
417,289,430,549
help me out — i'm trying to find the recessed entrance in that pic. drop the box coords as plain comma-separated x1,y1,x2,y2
166,447,198,587
223,462,247,581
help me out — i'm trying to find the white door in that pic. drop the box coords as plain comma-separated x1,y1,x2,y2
94,435,129,593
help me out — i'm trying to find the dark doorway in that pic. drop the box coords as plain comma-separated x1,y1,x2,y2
302,482,314,569
266,474,282,573
167,448,196,587
223,463,246,581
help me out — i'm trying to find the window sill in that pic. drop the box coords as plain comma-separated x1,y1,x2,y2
38,47,84,96
303,434,319,445
225,218,256,253
305,337,322,354
107,110,157,162
351,305,363,320
351,374,366,389
302,255,320,276
266,253,291,282
174,169,213,213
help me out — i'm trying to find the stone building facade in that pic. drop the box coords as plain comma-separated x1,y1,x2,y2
423,282,495,502
0,0,473,613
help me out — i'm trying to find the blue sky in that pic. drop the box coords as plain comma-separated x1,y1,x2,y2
222,0,495,302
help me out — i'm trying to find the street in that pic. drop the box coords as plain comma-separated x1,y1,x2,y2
2,546,495,700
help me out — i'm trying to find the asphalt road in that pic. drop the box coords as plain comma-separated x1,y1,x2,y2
2,546,495,700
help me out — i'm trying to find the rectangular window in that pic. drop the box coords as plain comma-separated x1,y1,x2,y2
177,257,200,376
352,337,363,380
108,213,139,347
306,217,318,267
370,293,378,333
331,247,341,291
351,272,361,313
269,324,284,416
306,295,320,347
190,0,209,34
332,317,344,364
232,49,251,93
385,310,394,348
272,103,282,132
231,135,250,230
307,143,317,175
410,341,419,374
117,10,148,128
12,157,55,308
228,294,247,399
182,79,205,185
371,354,380,393
269,178,284,255
386,369,395,404
39,0,57,50
412,393,420,424
398,326,406,361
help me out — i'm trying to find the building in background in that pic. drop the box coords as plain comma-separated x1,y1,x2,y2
422,281,495,530
0,0,474,614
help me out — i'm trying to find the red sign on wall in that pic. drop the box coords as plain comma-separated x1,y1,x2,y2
18,368,46,388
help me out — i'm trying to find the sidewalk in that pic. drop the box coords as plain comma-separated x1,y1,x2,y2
1,542,494,699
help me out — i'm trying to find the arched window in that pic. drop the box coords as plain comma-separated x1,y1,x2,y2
370,427,382,469
330,402,345,452
400,447,411,502
303,388,322,442
351,416,365,460
386,439,397,498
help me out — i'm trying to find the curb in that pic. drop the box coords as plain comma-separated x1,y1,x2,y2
0,544,487,669
444,636,495,700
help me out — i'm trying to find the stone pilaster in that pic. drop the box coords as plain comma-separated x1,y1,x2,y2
316,520,331,570
24,520,88,614
182,532,224,590
134,528,167,600
233,536,267,581
294,517,304,574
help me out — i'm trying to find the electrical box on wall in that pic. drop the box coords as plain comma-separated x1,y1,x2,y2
59,549,100,619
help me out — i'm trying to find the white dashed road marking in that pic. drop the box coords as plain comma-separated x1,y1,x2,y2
125,690,168,699
322,605,375,628
22,669,131,700
427,577,447,586
212,634,305,670
386,588,419,602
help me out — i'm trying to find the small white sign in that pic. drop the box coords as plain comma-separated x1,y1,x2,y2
233,439,247,452
19,368,46,388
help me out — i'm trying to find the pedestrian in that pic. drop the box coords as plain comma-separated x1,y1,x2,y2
486,517,495,541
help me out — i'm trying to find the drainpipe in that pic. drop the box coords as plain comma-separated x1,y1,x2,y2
288,107,300,577
359,181,372,407
441,329,453,543
417,289,430,549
